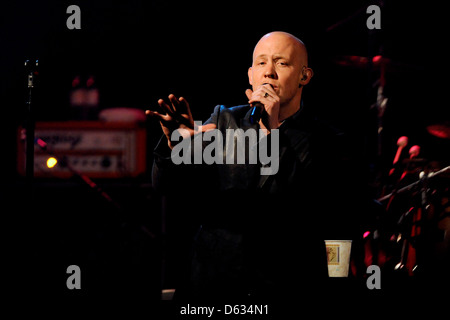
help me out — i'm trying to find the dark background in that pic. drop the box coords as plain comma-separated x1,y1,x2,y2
2,0,448,179
1,0,448,310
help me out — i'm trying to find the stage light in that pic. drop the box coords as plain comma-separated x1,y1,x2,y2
394,262,404,270
46,157,58,168
372,55,382,63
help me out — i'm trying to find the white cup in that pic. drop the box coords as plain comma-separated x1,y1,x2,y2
324,240,352,277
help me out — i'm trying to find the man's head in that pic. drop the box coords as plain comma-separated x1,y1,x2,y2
248,31,313,109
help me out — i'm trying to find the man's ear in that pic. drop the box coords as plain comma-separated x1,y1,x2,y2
299,67,314,86
248,67,253,86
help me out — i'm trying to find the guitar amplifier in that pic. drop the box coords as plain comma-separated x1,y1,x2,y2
17,121,147,178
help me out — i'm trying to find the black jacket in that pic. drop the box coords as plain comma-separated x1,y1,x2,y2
152,104,361,301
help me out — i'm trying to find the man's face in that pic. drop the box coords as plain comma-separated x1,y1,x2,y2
248,34,305,106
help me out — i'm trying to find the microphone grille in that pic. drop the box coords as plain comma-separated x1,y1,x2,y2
409,145,420,157
397,136,409,147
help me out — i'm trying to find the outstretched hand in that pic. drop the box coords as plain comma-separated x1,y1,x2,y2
147,94,216,149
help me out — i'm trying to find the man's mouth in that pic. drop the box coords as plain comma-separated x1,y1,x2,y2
262,83,277,90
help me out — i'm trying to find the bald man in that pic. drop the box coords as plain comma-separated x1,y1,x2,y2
151,31,357,302
246,31,313,131
149,31,313,145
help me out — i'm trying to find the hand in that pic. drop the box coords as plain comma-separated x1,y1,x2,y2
147,94,215,149
245,84,281,131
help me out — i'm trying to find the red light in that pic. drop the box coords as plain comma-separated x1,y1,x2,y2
86,76,95,87
363,231,371,239
36,138,47,149
72,76,80,88
372,55,382,63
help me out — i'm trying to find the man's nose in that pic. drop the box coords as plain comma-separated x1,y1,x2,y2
264,62,277,79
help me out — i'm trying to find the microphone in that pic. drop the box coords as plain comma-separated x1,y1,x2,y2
249,102,263,124
408,145,420,159
393,136,409,165
399,145,421,181
249,83,272,125
389,136,408,176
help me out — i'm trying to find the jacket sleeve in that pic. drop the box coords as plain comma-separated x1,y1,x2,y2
151,105,222,192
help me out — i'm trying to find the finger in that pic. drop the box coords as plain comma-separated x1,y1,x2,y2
146,109,162,119
146,109,171,122
168,94,180,113
245,88,253,101
158,98,174,115
262,83,277,96
255,84,276,98
248,91,274,104
145,109,157,117
179,101,196,130
179,97,193,119
249,85,277,102
261,91,278,101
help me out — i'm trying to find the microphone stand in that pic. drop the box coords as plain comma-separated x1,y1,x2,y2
377,166,450,203
378,166,450,274
24,59,38,201
21,58,121,211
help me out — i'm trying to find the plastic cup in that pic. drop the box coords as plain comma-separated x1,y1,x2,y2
324,240,352,277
